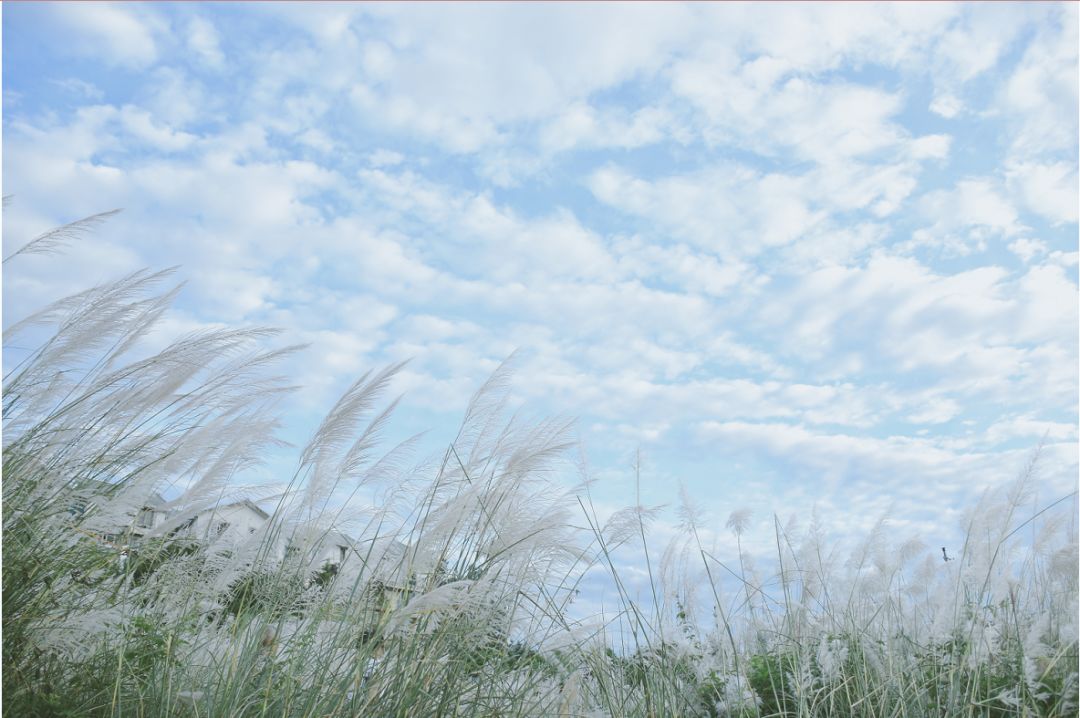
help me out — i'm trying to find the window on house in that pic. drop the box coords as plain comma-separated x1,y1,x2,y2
214,521,230,537
136,508,155,528
339,545,347,562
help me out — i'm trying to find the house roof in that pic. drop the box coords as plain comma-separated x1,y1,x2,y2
220,499,270,519
70,479,166,509
145,491,167,508
171,498,271,520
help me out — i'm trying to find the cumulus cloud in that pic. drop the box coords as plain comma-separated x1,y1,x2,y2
539,103,683,154
1006,161,1080,225
932,3,1030,82
997,6,1079,162
929,92,963,118
48,3,160,68
1007,238,1048,264
588,164,824,257
187,15,226,69
907,178,1024,256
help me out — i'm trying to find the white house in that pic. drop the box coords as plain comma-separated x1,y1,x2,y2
68,480,168,545
281,526,357,570
312,529,354,567
131,494,169,538
70,483,414,591
156,502,365,574
172,500,270,543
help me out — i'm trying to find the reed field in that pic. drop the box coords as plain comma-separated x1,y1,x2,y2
3,215,1078,717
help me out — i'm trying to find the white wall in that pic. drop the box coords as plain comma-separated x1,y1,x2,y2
180,503,266,543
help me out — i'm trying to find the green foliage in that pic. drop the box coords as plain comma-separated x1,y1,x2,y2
130,538,200,586
310,561,338,589
747,651,799,717
221,569,311,622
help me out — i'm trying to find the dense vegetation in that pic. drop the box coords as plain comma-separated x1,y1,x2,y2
4,215,1077,716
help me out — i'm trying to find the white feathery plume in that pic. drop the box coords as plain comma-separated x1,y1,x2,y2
7,267,178,382
356,432,427,503
3,208,123,264
601,504,664,548
452,351,518,467
298,362,407,515
96,283,185,374
725,508,752,537
300,363,400,469
337,396,403,481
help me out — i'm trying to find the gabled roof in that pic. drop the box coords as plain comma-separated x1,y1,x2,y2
145,491,168,508
200,499,270,520
69,478,166,510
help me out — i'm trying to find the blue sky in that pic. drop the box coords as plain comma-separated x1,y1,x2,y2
3,3,1077,597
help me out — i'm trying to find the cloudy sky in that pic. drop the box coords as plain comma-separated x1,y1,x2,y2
3,3,1077,576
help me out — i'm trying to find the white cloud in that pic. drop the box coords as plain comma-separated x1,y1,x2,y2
370,3,690,117
460,198,617,282
539,103,681,154
338,3,695,152
588,164,825,258
695,420,1077,508
672,64,909,164
929,92,963,118
1007,238,1048,264
117,106,197,151
752,251,1076,419
589,156,936,261
612,236,759,297
984,416,1078,445
50,3,159,68
909,178,1023,255
368,149,405,168
187,15,225,69
317,220,443,301
127,157,335,241
933,3,1029,82
908,134,952,161
143,68,213,129
50,78,105,102
998,6,1078,161
907,397,961,425
613,422,670,444
786,223,888,268
933,179,1020,231
698,420,967,483
508,356,886,430
824,162,920,218
8,102,196,164
1011,263,1080,344
695,3,954,76
194,268,277,322
350,84,501,154
297,129,335,154
349,166,622,284
1006,161,1079,225
360,40,396,81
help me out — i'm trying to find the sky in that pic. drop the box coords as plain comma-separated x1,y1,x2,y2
3,2,1078,600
